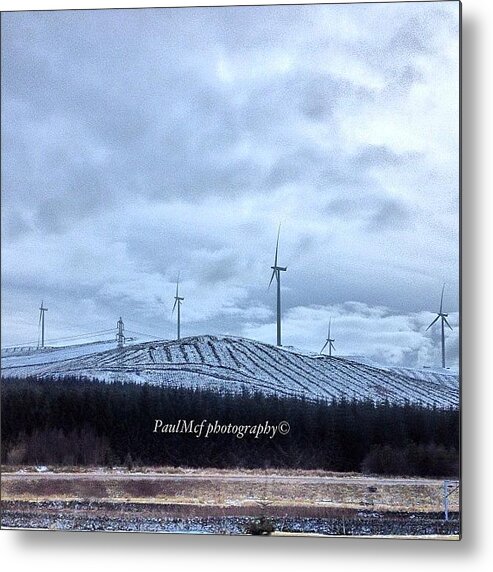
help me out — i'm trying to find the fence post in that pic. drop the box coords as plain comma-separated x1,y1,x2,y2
443,480,449,521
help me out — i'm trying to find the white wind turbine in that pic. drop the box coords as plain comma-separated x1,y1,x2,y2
320,318,336,357
268,224,287,347
172,273,184,340
426,283,453,368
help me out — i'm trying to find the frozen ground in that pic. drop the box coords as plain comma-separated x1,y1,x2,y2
1,335,459,408
0,502,460,536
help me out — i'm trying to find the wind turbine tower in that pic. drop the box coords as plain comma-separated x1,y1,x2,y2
269,224,287,347
426,283,453,368
321,318,336,357
172,274,184,340
38,301,48,349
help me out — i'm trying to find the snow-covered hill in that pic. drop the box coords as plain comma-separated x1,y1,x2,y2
1,339,118,366
1,335,459,408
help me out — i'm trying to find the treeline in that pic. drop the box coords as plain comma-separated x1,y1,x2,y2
1,376,459,477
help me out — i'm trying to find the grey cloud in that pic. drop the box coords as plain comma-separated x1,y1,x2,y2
389,17,429,55
366,197,411,232
194,251,241,285
37,198,66,234
387,64,424,93
354,145,403,168
1,6,420,227
324,192,411,233
34,164,110,233
1,209,32,240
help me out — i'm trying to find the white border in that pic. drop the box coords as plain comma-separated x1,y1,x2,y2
2,0,492,569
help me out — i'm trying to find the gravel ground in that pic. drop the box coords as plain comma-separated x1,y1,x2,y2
1,500,460,536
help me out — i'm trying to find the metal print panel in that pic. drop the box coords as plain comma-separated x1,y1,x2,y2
0,1,461,537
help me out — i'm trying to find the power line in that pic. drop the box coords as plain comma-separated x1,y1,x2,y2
44,329,115,344
2,315,163,351
2,329,115,350
125,329,163,340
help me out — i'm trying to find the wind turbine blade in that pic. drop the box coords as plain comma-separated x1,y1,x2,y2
426,315,440,331
172,298,178,315
320,341,328,353
330,342,335,352
274,223,281,267
440,283,446,314
38,308,42,327
268,269,276,289
328,317,332,339
443,316,453,330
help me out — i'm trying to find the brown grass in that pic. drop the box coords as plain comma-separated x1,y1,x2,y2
1,470,460,513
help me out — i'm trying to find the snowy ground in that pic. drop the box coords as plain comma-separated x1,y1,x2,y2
1,339,118,366
0,503,460,536
1,335,459,408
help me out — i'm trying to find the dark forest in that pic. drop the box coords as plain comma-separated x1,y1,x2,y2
1,376,459,477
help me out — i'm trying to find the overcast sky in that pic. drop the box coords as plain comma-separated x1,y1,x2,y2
1,2,460,368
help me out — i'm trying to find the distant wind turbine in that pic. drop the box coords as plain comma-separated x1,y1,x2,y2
321,318,336,357
426,283,453,368
172,273,184,340
37,300,48,349
268,224,287,347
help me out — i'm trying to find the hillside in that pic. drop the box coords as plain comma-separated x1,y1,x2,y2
0,335,459,408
